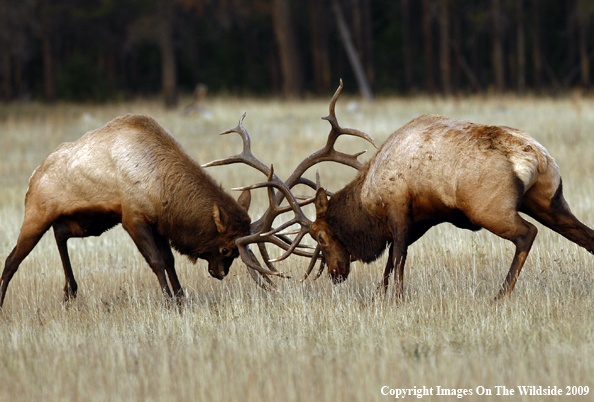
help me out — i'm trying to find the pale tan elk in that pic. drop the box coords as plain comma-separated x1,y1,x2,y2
307,114,594,299
0,114,282,307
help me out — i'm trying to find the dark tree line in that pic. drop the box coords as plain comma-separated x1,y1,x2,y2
1,0,594,105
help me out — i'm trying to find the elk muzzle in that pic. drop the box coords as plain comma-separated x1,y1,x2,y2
207,258,233,280
328,259,350,283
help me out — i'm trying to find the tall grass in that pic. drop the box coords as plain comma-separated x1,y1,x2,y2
1,93,594,401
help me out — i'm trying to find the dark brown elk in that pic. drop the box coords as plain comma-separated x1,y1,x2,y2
308,114,594,299
0,114,279,307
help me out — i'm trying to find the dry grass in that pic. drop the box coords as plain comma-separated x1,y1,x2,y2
1,93,594,401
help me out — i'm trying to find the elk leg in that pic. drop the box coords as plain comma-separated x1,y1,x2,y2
53,222,79,301
394,249,406,299
522,180,594,253
377,245,394,294
1,211,52,307
476,213,538,299
122,218,173,299
388,209,410,299
152,228,184,299
496,219,538,299
378,221,437,297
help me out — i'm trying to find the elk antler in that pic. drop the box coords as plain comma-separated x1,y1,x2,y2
203,79,377,288
283,79,378,190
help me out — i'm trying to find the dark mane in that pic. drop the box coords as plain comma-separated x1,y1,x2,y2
124,117,250,259
326,165,391,263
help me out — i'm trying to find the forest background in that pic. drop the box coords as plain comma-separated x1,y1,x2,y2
2,0,594,106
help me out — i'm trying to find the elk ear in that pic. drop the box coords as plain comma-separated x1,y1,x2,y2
237,189,251,211
314,188,329,218
213,203,228,233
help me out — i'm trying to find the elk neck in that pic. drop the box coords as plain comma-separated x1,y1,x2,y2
325,164,392,263
155,151,250,260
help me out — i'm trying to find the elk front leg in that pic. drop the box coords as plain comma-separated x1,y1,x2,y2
152,229,184,299
388,206,410,299
377,244,407,299
122,217,173,299
391,241,408,299
377,245,394,294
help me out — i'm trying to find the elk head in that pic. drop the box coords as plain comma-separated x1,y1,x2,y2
203,79,377,289
309,188,352,283
206,190,251,279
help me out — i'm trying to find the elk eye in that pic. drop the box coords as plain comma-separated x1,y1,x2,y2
318,233,327,246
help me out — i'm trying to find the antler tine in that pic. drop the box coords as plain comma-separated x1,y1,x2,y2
282,80,377,190
322,79,378,151
301,245,321,281
236,236,290,278
313,256,326,280
245,248,278,291
257,243,282,272
323,79,378,148
202,112,273,178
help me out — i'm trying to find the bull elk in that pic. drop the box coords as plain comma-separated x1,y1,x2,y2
308,113,594,299
0,114,281,307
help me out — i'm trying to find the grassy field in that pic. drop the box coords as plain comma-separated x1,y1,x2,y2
1,92,594,401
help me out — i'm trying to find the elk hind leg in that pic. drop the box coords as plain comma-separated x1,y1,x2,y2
52,220,81,302
522,180,594,253
496,218,537,299
473,211,538,299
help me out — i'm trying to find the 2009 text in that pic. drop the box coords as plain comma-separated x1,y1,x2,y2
380,385,589,398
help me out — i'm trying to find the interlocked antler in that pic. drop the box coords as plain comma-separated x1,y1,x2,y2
203,79,377,289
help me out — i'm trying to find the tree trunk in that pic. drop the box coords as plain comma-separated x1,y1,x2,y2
516,0,526,92
158,0,177,108
577,3,590,88
41,0,56,102
439,0,451,94
359,0,375,87
452,4,462,91
309,0,331,94
160,25,178,108
422,0,437,92
331,0,373,101
491,0,505,92
1,44,11,100
401,0,413,92
272,0,303,98
42,32,56,102
532,0,543,89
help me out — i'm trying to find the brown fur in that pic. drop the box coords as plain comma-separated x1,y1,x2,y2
310,115,594,298
1,114,251,307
